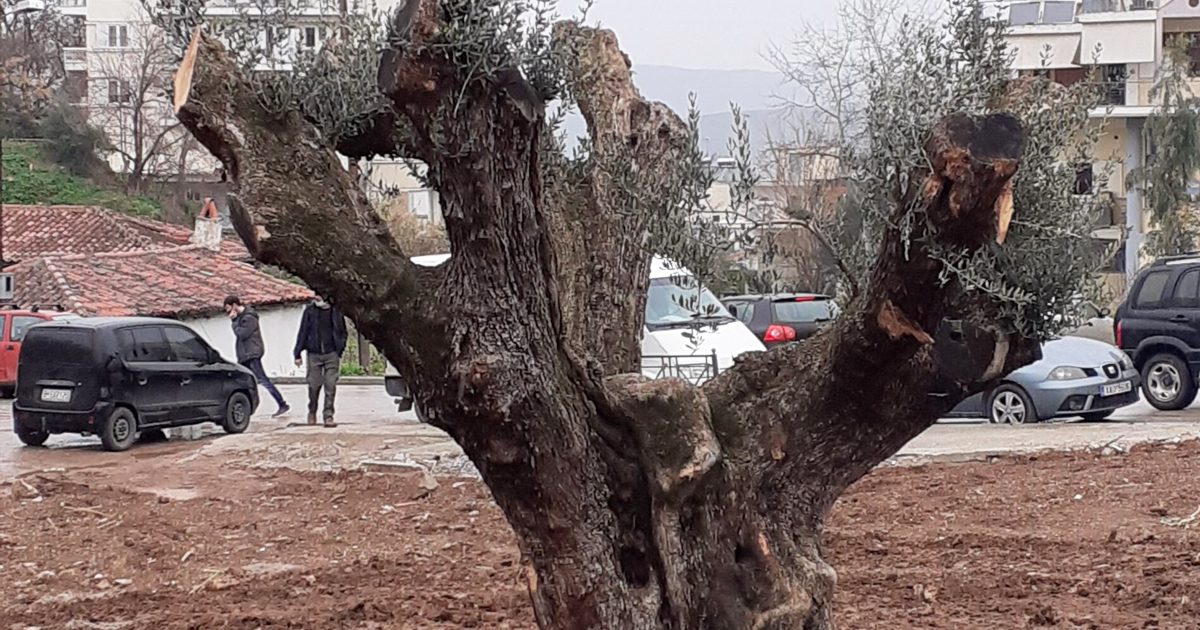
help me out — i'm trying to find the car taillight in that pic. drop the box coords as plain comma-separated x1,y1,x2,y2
764,324,796,342
1115,320,1122,347
794,296,816,302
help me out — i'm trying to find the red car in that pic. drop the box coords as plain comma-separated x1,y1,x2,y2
0,307,80,398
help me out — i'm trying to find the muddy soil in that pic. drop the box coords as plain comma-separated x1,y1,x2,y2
2,443,1199,629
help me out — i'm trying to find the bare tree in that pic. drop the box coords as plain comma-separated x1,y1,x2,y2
1,2,83,132
383,201,449,256
164,0,1109,627
90,18,187,193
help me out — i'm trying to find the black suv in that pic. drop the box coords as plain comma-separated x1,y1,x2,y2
722,294,840,347
1115,256,1200,410
13,318,259,451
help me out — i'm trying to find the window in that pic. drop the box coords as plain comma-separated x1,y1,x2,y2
727,302,754,325
772,299,839,324
265,26,281,56
0,316,7,342
1008,2,1041,25
64,71,88,104
119,327,171,362
105,24,129,48
185,189,203,202
303,26,317,49
1174,269,1200,308
1101,64,1128,106
107,79,130,104
644,278,734,329
21,329,92,366
10,316,45,343
1172,33,1200,76
1134,270,1172,309
1074,163,1094,195
164,327,210,363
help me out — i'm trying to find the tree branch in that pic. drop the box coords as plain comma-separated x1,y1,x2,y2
703,112,1034,521
174,34,444,377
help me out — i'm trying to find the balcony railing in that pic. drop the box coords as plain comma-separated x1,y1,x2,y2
1081,0,1155,12
56,0,86,7
641,352,721,386
63,48,87,66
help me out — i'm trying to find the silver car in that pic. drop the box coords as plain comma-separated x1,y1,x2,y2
949,336,1139,424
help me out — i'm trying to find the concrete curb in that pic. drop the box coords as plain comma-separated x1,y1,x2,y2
273,376,384,386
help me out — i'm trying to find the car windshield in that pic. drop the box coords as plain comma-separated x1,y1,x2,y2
20,328,92,365
772,299,839,323
645,277,734,329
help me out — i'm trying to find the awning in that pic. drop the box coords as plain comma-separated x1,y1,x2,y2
1010,33,1082,69
1081,20,1157,64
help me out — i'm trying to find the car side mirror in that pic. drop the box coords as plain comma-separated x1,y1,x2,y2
727,304,738,317
105,353,122,372
1101,307,1112,318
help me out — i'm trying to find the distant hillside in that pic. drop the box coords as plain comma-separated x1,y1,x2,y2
559,64,811,156
631,65,789,115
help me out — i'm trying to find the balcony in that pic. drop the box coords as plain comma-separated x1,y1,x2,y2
1081,0,1156,13
1007,1,1078,25
52,0,86,15
11,0,46,13
63,47,87,70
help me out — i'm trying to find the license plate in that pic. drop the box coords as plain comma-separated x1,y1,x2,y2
1102,381,1132,397
40,388,72,403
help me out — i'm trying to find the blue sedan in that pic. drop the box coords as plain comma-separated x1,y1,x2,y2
949,336,1140,424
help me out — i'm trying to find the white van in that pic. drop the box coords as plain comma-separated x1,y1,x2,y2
384,255,764,410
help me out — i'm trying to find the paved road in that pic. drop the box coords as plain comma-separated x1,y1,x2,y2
2,384,1198,478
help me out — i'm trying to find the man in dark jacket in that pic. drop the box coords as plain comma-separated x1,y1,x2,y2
293,296,348,427
224,295,290,417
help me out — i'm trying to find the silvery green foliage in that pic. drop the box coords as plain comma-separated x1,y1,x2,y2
1136,36,1200,258
839,0,1113,340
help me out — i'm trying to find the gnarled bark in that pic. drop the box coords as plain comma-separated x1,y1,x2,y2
175,6,1035,628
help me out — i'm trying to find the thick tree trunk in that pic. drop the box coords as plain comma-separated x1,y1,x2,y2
175,11,1035,628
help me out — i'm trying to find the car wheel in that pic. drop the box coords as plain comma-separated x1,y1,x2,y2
1141,353,1197,411
100,408,138,452
1080,409,1115,422
16,426,49,447
989,385,1037,425
222,392,252,434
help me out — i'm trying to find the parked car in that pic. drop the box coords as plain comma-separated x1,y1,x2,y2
0,306,81,398
384,255,766,412
1115,255,1200,410
1065,300,1115,346
948,336,1139,424
12,318,258,451
720,294,840,347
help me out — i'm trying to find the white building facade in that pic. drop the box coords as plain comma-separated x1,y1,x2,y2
53,0,443,224
1003,0,1200,289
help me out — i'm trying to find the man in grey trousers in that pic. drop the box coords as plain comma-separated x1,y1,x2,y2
293,296,348,427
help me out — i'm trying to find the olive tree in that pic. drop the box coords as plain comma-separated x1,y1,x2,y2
1134,35,1200,257
163,0,1108,626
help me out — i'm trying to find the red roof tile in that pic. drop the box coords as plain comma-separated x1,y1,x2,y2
8,246,312,318
0,204,252,263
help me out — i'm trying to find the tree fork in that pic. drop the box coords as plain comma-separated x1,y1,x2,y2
174,15,1034,629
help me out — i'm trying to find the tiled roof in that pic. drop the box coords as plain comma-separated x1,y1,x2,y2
0,205,252,263
8,246,312,318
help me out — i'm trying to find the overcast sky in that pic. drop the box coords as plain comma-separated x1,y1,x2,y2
554,0,931,71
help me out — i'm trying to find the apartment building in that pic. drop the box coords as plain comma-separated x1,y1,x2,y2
31,0,442,223
1003,0,1200,292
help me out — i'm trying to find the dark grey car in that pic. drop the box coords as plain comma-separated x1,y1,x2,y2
721,294,840,348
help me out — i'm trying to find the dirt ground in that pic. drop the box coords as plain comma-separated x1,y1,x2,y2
3,441,1200,629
